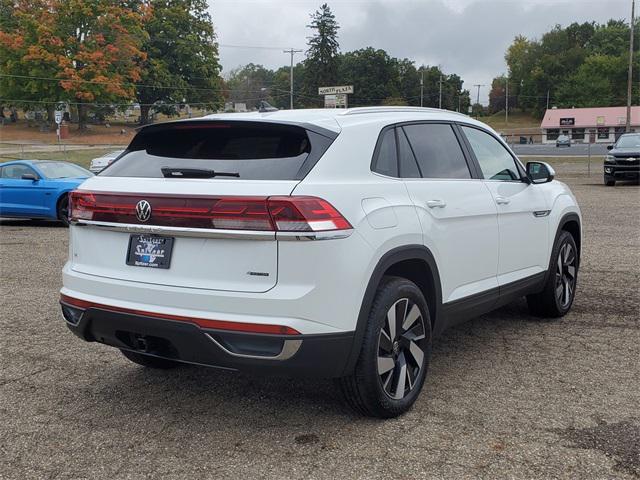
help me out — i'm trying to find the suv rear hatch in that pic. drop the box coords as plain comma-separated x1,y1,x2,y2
69,120,337,293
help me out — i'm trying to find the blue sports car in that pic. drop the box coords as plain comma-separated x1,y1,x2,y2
0,160,93,225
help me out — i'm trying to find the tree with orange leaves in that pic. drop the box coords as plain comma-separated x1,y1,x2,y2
0,0,147,129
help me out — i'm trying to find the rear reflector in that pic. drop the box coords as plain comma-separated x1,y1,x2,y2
60,294,300,335
69,191,351,232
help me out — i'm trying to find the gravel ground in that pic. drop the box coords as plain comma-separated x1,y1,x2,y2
1,163,638,480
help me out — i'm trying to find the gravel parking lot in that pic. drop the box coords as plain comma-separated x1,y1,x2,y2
1,161,639,480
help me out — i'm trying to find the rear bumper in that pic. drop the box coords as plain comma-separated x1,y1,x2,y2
61,299,354,377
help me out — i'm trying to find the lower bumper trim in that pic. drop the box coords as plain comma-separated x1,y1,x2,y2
62,304,354,377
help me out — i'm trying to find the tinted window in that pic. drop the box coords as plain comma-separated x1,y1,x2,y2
462,126,521,181
372,128,398,177
615,134,640,148
2,164,35,179
102,122,315,180
397,128,421,178
37,162,91,178
402,124,471,179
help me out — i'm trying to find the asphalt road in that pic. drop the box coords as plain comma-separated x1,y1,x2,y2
1,162,639,479
511,143,609,157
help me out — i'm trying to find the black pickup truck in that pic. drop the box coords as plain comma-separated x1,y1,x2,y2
604,133,640,186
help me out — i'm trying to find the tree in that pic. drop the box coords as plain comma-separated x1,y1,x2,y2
489,75,507,114
555,54,629,107
0,0,147,130
394,58,419,106
0,0,67,123
271,63,307,109
337,48,398,106
135,0,222,124
224,63,274,110
302,3,340,105
504,19,639,116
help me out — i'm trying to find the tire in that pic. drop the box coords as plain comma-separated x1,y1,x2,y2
57,194,69,226
120,349,181,369
605,179,615,186
337,276,432,418
527,230,578,318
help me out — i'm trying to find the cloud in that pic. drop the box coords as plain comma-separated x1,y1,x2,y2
212,0,631,103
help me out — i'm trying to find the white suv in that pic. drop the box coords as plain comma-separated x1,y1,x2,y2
60,107,581,418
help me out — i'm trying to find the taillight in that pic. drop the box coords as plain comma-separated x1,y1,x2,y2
268,196,352,231
69,191,352,232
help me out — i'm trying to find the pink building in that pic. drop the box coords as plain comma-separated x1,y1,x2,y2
540,106,640,144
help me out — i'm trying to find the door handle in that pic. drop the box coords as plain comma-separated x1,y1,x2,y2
495,196,510,205
426,199,446,209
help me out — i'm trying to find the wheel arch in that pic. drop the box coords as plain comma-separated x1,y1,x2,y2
341,245,442,376
54,189,73,220
557,212,581,267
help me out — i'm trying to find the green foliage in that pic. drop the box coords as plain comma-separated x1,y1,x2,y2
300,3,340,106
0,0,147,128
224,63,275,109
495,19,639,117
136,0,222,124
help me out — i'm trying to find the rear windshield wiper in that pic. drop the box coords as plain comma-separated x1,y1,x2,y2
161,167,240,178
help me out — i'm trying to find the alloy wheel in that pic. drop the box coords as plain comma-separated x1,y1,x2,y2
556,242,576,308
377,298,427,400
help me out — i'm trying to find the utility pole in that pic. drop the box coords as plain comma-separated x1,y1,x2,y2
546,89,550,111
283,48,302,110
438,75,443,109
505,74,509,124
473,84,484,117
420,69,424,107
626,0,635,132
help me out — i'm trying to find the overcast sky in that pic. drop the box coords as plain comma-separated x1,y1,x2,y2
211,0,632,103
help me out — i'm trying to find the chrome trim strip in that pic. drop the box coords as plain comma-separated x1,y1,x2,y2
71,220,276,240
533,210,551,217
205,334,302,361
71,220,353,241
276,229,353,241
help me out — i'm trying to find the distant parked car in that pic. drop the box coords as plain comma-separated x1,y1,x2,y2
556,135,571,147
604,133,640,186
0,160,92,225
89,150,125,174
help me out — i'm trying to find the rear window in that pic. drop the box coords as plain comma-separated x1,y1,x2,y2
102,122,321,180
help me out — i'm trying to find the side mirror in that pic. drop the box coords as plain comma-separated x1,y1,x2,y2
606,144,614,150
526,161,555,184
21,173,39,181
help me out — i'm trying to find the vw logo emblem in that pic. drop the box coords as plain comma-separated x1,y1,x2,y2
135,200,152,222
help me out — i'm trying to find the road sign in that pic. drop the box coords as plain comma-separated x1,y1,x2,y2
54,111,62,124
318,85,354,95
323,93,348,109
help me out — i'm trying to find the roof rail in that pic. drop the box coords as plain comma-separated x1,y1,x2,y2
341,106,469,117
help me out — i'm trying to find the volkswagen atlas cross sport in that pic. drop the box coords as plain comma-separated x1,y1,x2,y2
60,107,582,418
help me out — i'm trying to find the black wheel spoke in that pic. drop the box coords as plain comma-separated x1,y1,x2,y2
392,352,407,400
379,329,393,353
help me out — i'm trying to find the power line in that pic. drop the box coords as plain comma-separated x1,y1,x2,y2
0,73,233,94
0,94,290,108
219,43,302,51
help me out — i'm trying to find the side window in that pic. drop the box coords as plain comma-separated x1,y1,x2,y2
2,164,35,179
372,128,398,177
397,128,421,178
402,124,471,179
462,126,521,181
